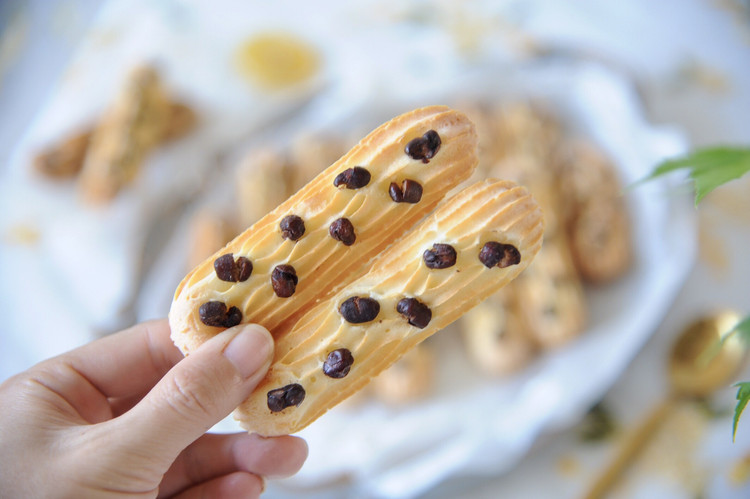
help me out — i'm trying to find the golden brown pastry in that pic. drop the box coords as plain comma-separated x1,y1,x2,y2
170,106,479,354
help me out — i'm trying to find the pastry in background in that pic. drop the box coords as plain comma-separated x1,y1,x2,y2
461,289,536,375
160,102,197,143
288,132,346,191
371,342,436,405
76,66,197,203
556,141,632,283
234,147,295,228
33,129,92,179
454,100,501,179
509,237,587,349
187,209,236,270
78,66,170,203
33,98,195,182
491,102,562,165
493,153,563,238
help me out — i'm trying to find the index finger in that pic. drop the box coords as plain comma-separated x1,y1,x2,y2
62,319,184,398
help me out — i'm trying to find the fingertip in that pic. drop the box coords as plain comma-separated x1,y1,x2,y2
222,324,274,379
116,324,275,462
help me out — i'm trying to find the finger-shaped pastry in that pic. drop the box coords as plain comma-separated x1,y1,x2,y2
234,179,543,436
79,66,171,203
170,106,479,353
461,288,536,375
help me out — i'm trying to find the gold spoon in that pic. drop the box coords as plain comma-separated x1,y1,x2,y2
584,311,746,499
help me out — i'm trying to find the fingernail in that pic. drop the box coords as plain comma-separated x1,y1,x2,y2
223,325,273,378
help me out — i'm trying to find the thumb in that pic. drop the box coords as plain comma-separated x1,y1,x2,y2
115,323,273,462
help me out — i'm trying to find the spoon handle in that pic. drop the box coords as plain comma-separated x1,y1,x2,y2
583,395,676,499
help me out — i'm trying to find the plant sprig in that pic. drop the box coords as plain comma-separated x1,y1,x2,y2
636,146,750,205
734,382,750,441
640,146,749,440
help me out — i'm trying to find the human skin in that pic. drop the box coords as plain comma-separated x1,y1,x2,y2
0,319,307,498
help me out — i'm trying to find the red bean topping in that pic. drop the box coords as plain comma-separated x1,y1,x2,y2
389,179,423,203
329,218,356,246
214,253,253,282
199,301,242,328
423,243,457,269
405,130,441,163
323,348,354,378
339,296,380,324
479,242,521,268
333,166,371,189
396,297,432,329
280,215,305,241
267,383,306,412
271,264,298,298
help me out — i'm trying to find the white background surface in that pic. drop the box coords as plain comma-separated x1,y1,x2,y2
1,1,749,498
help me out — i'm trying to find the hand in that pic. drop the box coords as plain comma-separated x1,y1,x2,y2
0,319,307,498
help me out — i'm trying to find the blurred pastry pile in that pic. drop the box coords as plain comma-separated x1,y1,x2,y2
181,101,633,407
33,66,197,203
460,102,632,376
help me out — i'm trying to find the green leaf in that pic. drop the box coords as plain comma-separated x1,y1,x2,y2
732,316,750,346
734,382,750,441
696,315,750,441
635,147,750,205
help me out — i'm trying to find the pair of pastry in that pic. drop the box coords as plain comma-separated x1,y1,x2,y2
170,106,544,435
